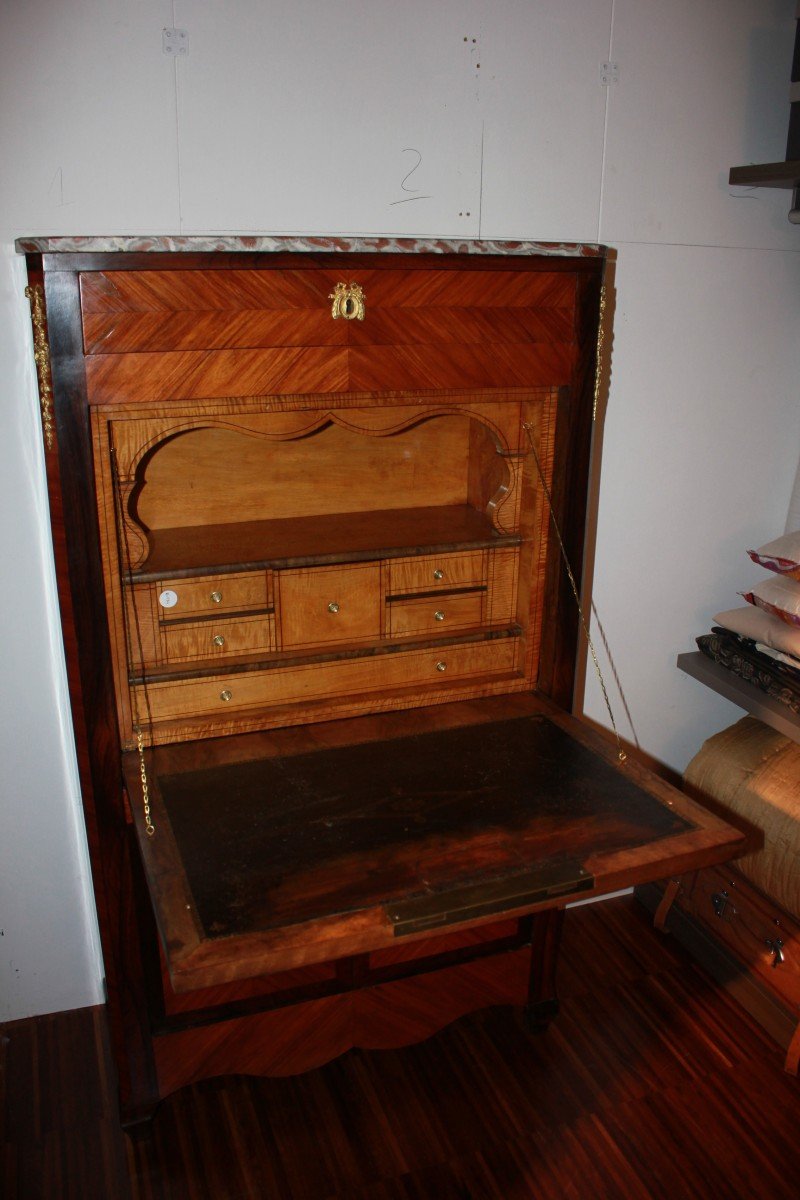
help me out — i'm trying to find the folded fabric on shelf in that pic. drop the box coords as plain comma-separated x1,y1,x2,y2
714,604,800,663
696,627,800,715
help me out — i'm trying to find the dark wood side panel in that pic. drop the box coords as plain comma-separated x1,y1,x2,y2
42,268,159,1120
536,265,603,708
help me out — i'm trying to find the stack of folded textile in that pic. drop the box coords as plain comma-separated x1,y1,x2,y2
697,531,800,715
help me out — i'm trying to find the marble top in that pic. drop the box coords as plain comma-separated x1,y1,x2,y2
16,233,604,258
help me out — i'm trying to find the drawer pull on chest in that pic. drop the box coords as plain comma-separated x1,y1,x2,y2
327,601,340,614
220,689,233,702
436,661,447,672
213,634,225,647
712,890,735,919
433,569,444,581
210,590,223,604
434,610,445,622
765,936,786,968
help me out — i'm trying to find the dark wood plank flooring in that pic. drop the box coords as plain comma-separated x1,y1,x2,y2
3,896,799,1199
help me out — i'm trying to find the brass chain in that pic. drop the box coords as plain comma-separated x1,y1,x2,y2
522,422,626,765
135,729,155,838
109,444,156,836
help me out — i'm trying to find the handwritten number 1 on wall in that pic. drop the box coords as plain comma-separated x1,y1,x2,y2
390,148,432,206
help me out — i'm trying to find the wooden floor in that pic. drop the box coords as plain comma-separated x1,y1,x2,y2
3,896,799,1199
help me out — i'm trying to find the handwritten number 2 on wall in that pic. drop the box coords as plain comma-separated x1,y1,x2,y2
390,149,432,206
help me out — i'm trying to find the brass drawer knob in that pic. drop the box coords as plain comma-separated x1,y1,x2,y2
328,601,340,614
436,661,447,672
434,610,445,622
220,689,233,702
213,634,225,647
210,590,223,604
433,569,444,581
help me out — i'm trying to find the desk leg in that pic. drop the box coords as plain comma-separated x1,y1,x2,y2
524,907,565,1033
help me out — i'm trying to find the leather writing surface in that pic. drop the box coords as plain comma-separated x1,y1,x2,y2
157,715,691,939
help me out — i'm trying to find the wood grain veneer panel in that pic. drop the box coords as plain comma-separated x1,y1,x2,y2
152,950,531,1091
136,419,472,530
486,546,519,626
83,309,346,354
349,268,577,310
82,307,574,356
348,343,574,391
346,306,576,348
84,346,349,403
79,268,575,363
85,342,572,403
79,268,338,314
278,562,382,649
79,266,575,315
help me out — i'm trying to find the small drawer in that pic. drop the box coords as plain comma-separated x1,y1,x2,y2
137,637,521,723
389,551,485,595
389,592,485,638
163,613,275,664
155,572,270,621
279,562,381,649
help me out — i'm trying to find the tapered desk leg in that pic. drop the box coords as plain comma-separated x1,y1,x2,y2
524,907,565,1033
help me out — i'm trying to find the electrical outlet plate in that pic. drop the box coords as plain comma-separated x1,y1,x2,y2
163,28,189,57
600,61,619,86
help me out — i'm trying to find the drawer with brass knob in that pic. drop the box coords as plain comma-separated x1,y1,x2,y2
133,636,521,726
388,590,485,638
151,570,271,620
388,550,485,595
279,562,381,649
162,613,276,664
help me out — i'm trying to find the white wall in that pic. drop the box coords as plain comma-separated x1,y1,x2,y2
1,0,798,1021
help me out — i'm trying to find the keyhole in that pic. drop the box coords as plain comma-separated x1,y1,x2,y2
344,297,355,317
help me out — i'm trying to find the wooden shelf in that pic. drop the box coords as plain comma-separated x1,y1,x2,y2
133,505,519,580
677,650,800,746
729,161,800,189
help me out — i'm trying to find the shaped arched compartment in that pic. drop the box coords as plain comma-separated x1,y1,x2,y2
122,408,521,577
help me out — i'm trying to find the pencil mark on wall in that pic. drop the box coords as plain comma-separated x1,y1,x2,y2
48,166,73,208
390,148,432,206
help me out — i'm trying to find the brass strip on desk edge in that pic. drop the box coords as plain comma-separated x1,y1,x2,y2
388,859,594,936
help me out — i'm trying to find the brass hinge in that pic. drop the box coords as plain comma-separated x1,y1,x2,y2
24,284,55,451
387,858,593,936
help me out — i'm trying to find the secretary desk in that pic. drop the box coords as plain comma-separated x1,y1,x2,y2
18,235,744,1126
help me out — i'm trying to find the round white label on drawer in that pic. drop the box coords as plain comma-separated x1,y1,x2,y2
158,589,179,609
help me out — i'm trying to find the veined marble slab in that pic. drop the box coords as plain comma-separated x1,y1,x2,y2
16,234,604,257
